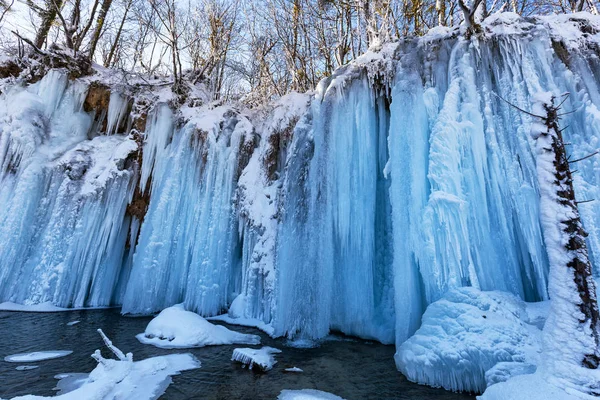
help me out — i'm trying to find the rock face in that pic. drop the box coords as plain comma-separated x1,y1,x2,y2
1,12,600,375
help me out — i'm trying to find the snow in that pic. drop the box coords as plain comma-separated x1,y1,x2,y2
284,367,303,373
479,372,591,400
231,346,281,371
137,304,260,349
8,331,200,400
396,288,546,393
5,351,73,363
277,389,345,400
66,321,80,326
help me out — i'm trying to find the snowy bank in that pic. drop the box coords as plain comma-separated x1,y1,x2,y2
396,288,547,393
137,304,260,349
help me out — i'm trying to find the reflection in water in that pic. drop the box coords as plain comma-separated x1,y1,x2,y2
0,310,474,399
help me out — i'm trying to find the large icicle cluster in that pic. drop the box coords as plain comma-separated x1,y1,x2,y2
0,70,138,308
2,12,600,394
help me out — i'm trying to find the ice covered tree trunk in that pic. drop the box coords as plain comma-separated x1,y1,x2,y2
532,93,600,395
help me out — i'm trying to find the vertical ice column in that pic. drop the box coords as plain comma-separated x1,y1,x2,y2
122,107,252,315
276,77,395,343
387,67,430,346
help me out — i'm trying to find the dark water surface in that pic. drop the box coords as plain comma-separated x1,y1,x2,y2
0,309,474,400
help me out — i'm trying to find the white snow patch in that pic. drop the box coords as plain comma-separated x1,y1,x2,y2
137,304,260,349
479,372,592,400
278,389,346,400
231,346,281,371
284,367,303,373
5,351,73,363
66,321,80,326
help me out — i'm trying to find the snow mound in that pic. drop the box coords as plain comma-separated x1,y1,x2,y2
478,372,587,400
5,351,72,363
137,304,260,349
231,346,281,371
9,330,200,400
284,367,303,373
277,389,346,400
396,288,546,393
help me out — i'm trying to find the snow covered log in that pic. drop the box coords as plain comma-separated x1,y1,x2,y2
10,330,200,400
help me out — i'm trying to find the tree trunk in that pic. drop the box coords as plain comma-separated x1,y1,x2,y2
532,93,600,395
34,0,64,48
88,0,113,61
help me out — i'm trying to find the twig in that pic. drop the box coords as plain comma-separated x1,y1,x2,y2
10,31,46,56
576,199,595,204
569,151,599,164
491,92,544,119
97,329,128,361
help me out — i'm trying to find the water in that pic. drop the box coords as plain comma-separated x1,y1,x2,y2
0,310,474,399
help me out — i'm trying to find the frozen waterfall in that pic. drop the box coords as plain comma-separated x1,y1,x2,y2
1,13,600,366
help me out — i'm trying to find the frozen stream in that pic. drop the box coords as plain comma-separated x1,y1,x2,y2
0,309,473,399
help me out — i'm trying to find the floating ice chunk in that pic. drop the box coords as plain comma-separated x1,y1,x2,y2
66,321,80,326
15,366,39,371
9,331,200,400
396,287,546,393
137,304,260,349
231,346,281,371
278,389,346,400
284,367,303,373
5,351,73,363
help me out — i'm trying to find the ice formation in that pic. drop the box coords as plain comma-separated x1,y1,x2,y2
396,287,546,392
1,12,600,393
15,366,39,371
9,330,200,400
136,304,260,348
231,346,281,371
5,351,73,363
277,389,346,400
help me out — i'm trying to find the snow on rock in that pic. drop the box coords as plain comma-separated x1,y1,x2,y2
5,351,73,363
231,346,281,371
137,304,260,349
277,389,346,400
66,321,80,326
9,330,200,400
396,288,547,393
283,367,303,373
